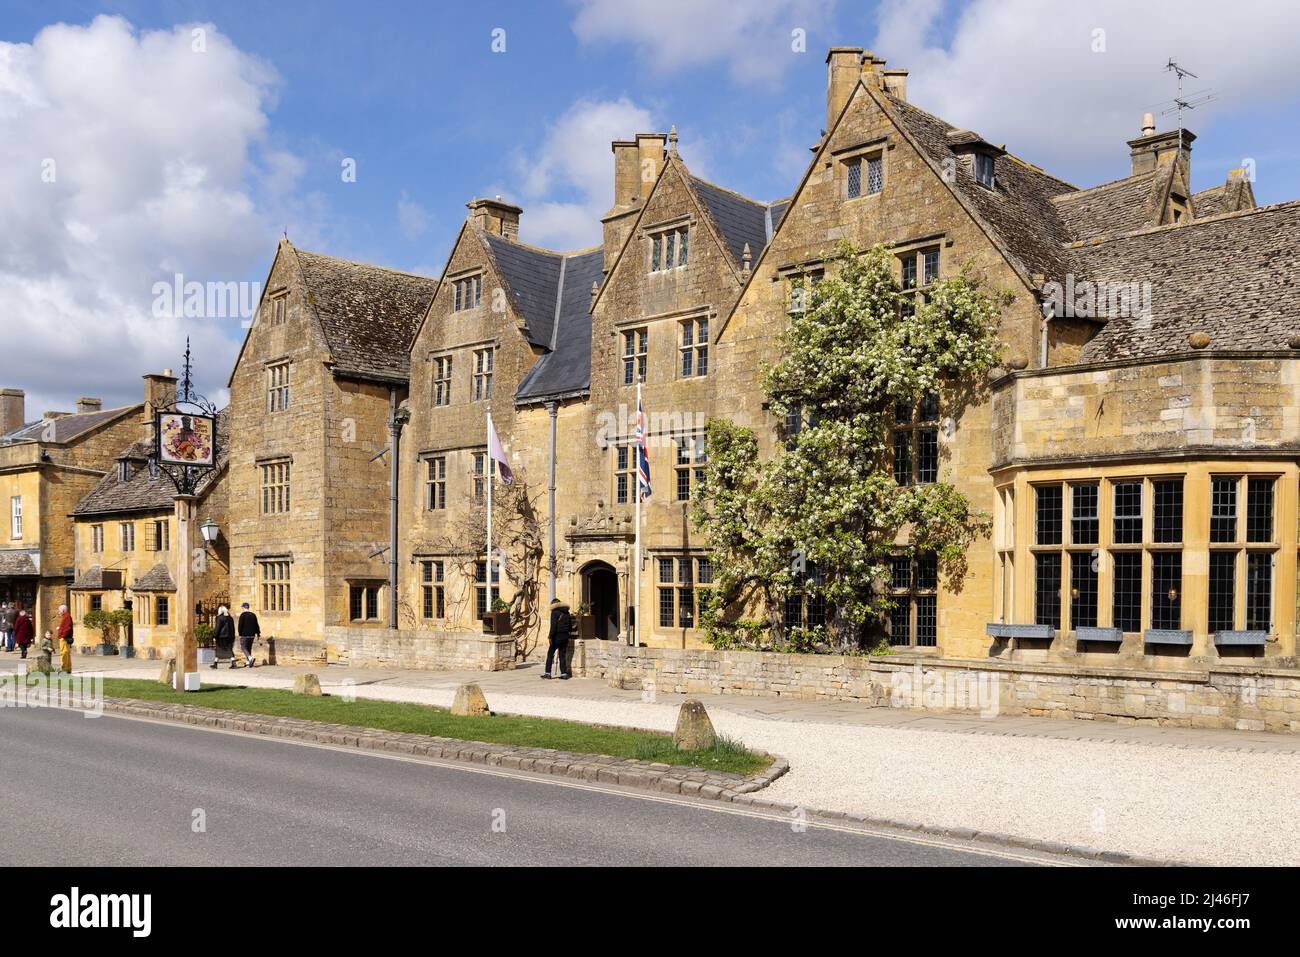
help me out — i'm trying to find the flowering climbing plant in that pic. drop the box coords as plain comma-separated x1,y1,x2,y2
692,242,1007,652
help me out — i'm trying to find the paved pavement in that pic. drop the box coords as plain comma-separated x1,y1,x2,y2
0,706,1050,866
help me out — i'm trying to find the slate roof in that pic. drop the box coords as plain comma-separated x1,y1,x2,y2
73,411,229,517
1069,201,1300,363
292,247,437,382
481,234,566,349
880,92,1078,281
0,551,39,577
0,405,139,447
689,176,773,266
515,248,605,403
132,564,176,593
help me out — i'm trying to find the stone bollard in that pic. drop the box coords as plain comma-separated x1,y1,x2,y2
32,653,53,676
160,657,176,687
293,673,323,696
673,699,717,751
451,682,491,717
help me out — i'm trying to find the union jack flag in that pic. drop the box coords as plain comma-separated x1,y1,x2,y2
635,398,652,500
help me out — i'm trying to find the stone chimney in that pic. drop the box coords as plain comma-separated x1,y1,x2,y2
466,198,522,239
826,46,864,129
0,389,24,436
636,133,667,189
76,397,102,415
1127,114,1195,177
882,67,909,100
611,140,640,208
142,370,177,443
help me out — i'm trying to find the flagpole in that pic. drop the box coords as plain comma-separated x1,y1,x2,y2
633,381,641,648
486,411,493,616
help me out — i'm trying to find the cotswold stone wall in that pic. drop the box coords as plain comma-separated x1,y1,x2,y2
573,640,1300,734
321,626,515,672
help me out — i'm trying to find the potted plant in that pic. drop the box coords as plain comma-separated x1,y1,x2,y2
195,622,216,666
84,608,128,656
483,598,512,636
575,602,596,640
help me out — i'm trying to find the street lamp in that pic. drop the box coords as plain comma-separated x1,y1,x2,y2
199,517,220,546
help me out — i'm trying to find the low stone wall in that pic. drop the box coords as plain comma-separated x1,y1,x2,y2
322,626,515,672
572,640,1300,734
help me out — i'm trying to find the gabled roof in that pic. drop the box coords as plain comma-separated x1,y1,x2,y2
0,404,140,447
1194,175,1256,219
291,247,437,383
480,234,566,349
1052,170,1164,242
73,411,229,517
70,566,106,591
1068,201,1300,363
132,564,177,593
515,248,605,403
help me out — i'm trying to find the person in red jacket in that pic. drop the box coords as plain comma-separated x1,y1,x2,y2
12,604,33,659
56,604,73,674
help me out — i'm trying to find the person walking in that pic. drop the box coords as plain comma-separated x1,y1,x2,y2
55,604,74,674
212,606,236,669
541,598,572,680
12,604,33,659
0,602,14,652
236,602,260,668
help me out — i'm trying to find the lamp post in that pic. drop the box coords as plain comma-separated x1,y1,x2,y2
152,340,219,692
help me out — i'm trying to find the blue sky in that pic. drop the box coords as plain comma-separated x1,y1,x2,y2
2,0,1298,413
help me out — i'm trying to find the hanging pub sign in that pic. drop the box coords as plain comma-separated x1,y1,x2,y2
156,411,217,468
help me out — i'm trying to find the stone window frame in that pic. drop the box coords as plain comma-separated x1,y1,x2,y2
10,495,21,540
90,523,104,554
994,485,1016,625
155,595,170,627
613,440,637,506
888,553,938,647
471,450,496,504
891,391,940,486
259,558,292,614
135,594,150,626
266,360,291,413
451,273,483,313
472,347,494,402
348,581,384,623
474,559,501,621
656,553,713,630
678,316,709,378
420,560,446,620
782,561,825,634
1208,473,1279,636
786,267,824,316
144,518,169,552
259,459,292,516
267,289,288,326
89,593,103,614
672,432,707,503
897,245,941,318
839,143,886,202
431,354,453,407
621,327,648,386
119,521,136,553
424,454,447,511
648,223,689,274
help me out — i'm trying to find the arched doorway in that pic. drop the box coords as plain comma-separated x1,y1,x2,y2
581,561,620,640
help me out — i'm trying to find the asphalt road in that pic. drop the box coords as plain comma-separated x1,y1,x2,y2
0,708,1046,866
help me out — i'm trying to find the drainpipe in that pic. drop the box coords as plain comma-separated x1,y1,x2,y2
388,388,403,629
546,401,558,600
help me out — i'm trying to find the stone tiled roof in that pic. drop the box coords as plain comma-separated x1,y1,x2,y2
880,91,1077,281
515,249,605,403
0,551,38,577
1052,170,1164,242
1070,201,1300,363
481,234,566,349
73,411,229,517
70,566,105,591
292,247,437,383
1194,176,1255,219
0,404,140,447
132,564,176,593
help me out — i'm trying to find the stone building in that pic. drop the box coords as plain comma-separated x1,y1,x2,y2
0,389,145,632
226,240,436,656
69,375,229,658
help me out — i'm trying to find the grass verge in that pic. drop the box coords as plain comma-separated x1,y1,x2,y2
98,678,771,777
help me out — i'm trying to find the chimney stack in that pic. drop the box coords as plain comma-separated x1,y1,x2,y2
142,370,177,443
466,198,523,239
826,47,864,130
611,140,640,208
636,133,667,189
1127,114,1195,177
882,68,908,101
0,388,24,436
76,397,102,415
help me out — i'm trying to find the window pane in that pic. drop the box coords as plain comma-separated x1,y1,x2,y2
1112,481,1143,544
1112,552,1142,632
901,256,917,290
659,588,674,628
1151,552,1182,630
890,556,910,591
889,600,909,646
916,428,938,484
1035,485,1063,545
915,555,937,590
1071,484,1099,545
678,229,688,265
1153,479,1183,543
866,156,883,195
922,249,939,285
915,595,936,646
1210,478,1238,543
1034,553,1061,629
1070,552,1098,629
918,392,939,422
651,236,661,271
1208,552,1236,633
1247,478,1274,542
892,431,912,485
1246,552,1273,632
846,160,861,199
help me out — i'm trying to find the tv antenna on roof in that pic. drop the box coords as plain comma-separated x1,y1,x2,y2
1161,58,1216,160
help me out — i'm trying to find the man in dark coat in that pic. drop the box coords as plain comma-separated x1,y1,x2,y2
542,598,572,680
236,602,260,668
12,605,33,659
212,606,237,669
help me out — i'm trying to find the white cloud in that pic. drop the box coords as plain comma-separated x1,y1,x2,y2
0,16,301,416
397,191,430,240
570,0,835,86
499,96,658,249
872,0,1300,186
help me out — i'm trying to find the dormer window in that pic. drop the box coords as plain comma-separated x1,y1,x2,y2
118,461,131,483
975,152,996,190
